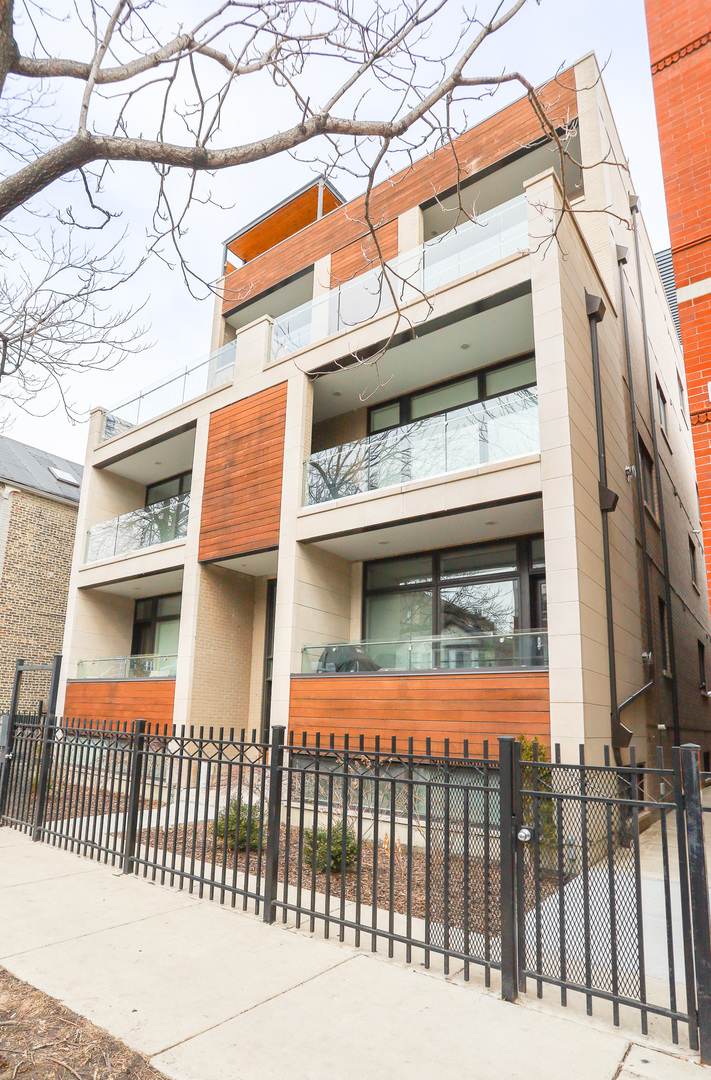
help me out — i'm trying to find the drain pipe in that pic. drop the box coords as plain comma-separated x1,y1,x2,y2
616,245,654,714
585,292,632,759
630,196,681,746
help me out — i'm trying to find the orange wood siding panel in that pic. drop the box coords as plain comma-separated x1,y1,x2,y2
288,672,550,756
330,219,399,284
199,382,287,562
228,185,342,265
63,680,175,732
222,74,577,312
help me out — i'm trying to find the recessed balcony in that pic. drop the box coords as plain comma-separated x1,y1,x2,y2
270,194,528,364
301,630,548,673
304,386,538,507
85,493,189,563
75,653,177,680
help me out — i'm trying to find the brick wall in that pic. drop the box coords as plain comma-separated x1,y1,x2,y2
646,0,711,599
0,489,77,711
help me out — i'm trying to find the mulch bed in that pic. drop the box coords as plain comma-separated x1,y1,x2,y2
0,966,168,1080
135,821,559,937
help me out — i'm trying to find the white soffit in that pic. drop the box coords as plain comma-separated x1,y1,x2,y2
87,568,184,598
212,550,279,577
103,428,196,486
310,497,543,562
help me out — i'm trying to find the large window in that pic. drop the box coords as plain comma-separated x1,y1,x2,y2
146,470,191,506
363,537,545,669
368,354,536,434
131,594,181,657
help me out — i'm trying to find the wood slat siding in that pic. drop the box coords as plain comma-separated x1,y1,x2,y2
288,672,550,756
199,382,288,562
63,679,175,732
228,185,343,265
330,219,399,284
222,75,577,312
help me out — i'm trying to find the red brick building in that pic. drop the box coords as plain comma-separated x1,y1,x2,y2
645,1,711,594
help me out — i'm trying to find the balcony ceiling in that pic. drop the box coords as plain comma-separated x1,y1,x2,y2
312,290,534,422
102,428,196,485
226,267,314,330
308,496,542,562
85,567,184,598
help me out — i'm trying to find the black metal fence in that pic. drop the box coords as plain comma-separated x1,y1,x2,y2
1,715,711,1061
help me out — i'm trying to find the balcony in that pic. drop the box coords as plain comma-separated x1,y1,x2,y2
271,194,528,363
85,493,189,563
304,387,538,506
301,631,548,673
76,653,178,679
101,341,236,441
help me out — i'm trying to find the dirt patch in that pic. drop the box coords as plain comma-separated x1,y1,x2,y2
0,966,168,1080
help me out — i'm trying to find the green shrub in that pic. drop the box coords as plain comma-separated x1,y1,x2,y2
304,821,358,873
215,800,261,852
517,735,556,849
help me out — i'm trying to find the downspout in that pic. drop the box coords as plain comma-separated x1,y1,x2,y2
585,292,632,761
617,245,654,714
630,196,681,746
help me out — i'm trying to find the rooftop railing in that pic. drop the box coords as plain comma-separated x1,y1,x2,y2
76,654,178,680
304,387,538,506
101,340,236,441
271,194,528,363
85,493,190,563
301,630,548,674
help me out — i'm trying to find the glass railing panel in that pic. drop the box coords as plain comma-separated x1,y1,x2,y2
304,388,538,506
76,654,178,680
269,195,528,364
85,493,190,562
301,631,548,673
101,341,236,440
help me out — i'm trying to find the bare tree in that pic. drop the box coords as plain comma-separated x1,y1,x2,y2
0,0,590,414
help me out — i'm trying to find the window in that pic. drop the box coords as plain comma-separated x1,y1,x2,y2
146,470,191,507
367,353,536,434
690,537,699,589
699,641,707,693
678,372,687,420
131,594,181,657
658,597,669,674
656,379,668,437
362,537,546,670
639,438,657,516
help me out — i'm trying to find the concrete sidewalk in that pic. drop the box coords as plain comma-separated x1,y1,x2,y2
0,828,704,1080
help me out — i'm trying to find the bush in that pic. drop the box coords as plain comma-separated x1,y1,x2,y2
304,821,358,874
214,800,261,852
517,735,556,849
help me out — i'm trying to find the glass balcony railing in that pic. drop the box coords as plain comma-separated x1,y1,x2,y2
101,341,236,440
304,387,538,506
301,631,548,673
271,194,528,363
85,493,190,563
76,654,178,680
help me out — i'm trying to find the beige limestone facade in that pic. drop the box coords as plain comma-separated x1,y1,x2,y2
58,53,711,765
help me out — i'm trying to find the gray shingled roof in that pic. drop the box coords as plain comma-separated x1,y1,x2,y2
0,435,82,503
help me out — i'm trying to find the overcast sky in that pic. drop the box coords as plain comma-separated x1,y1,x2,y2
7,0,666,466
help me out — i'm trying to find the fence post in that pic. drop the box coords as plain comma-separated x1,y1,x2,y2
679,743,711,1064
263,725,285,924
122,719,147,875
32,713,56,843
0,658,24,822
498,735,518,1002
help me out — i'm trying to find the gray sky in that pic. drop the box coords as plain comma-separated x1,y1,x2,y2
7,0,666,467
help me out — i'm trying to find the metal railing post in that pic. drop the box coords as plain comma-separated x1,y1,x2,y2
122,719,147,874
263,725,285,924
32,713,56,842
498,735,518,1001
0,658,24,822
679,743,711,1063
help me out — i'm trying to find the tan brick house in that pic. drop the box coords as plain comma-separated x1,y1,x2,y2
0,436,82,712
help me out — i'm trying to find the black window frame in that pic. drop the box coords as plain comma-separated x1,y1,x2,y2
656,379,668,438
699,640,707,693
145,470,192,508
690,536,699,589
362,535,545,643
658,597,669,674
367,351,536,434
131,592,182,656
639,437,657,517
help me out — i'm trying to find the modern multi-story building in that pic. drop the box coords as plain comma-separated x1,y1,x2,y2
645,1,711,601
58,53,711,765
0,436,82,712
